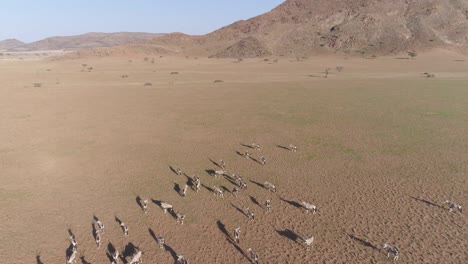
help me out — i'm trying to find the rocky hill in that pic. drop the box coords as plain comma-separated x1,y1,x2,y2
130,0,468,58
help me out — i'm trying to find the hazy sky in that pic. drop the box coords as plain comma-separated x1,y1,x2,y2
0,0,285,43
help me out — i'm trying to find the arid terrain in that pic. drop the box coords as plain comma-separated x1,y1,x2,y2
0,49,467,263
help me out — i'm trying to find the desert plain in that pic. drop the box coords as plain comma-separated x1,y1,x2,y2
0,50,467,263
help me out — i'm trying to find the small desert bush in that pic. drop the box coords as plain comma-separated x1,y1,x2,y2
170,72,179,75
143,83,153,86
33,83,42,88
335,66,344,72
121,74,129,78
214,80,224,83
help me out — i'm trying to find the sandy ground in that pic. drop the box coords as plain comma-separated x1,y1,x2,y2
0,50,467,263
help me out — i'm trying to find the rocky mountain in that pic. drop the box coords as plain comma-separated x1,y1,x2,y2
0,32,165,51
129,0,468,58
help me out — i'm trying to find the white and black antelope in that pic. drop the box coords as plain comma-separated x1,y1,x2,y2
289,144,298,152
247,248,259,264
260,156,266,165
213,186,224,198
304,236,314,251
265,200,271,212
142,199,149,214
177,255,188,264
120,222,129,237
246,208,255,221
176,213,186,224
444,200,462,213
264,182,276,192
128,250,142,264
156,236,165,249
193,176,201,193
301,201,318,214
160,202,173,213
383,243,399,261
234,227,241,244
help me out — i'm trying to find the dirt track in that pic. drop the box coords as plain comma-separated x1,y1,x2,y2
0,51,467,263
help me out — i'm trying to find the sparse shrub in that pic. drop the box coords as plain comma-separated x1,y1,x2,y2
128,60,133,63
335,66,344,72
33,83,42,88
273,59,279,63
264,58,269,62
151,58,155,63
82,64,87,67
46,69,52,72
170,72,179,75
144,57,149,62
121,74,129,78
237,58,243,62
143,83,152,86
0,53,3,56
87,67,93,71
214,80,224,83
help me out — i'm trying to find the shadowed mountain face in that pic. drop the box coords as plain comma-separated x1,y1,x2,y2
131,0,468,58
1,32,165,51
204,0,468,57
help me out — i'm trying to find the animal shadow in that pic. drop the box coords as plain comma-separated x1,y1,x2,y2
205,169,216,176
249,180,264,189
164,244,178,262
280,198,302,209
410,196,444,209
249,196,261,207
174,183,181,195
241,144,254,149
106,242,117,262
277,229,301,243
80,256,91,264
217,220,231,239
202,184,214,193
169,165,179,175
231,203,248,217
148,228,158,243
122,242,139,259
209,158,221,168
276,145,291,151
345,233,379,250
236,151,245,157
136,196,144,211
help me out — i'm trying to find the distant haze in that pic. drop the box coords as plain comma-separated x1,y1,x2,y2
0,0,284,43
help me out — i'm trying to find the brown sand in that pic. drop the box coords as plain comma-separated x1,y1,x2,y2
0,50,467,263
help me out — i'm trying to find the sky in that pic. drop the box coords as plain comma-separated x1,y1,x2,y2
0,0,285,43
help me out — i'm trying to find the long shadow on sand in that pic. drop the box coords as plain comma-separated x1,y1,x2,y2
231,203,248,217
80,256,92,264
276,145,291,151
276,229,302,243
345,233,379,250
249,180,265,189
409,196,445,209
164,244,178,262
280,198,302,209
